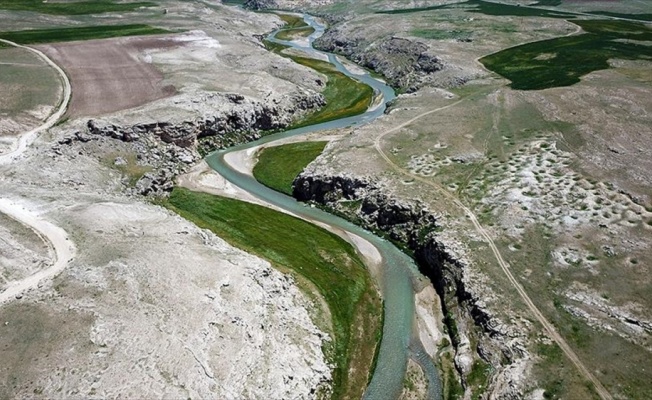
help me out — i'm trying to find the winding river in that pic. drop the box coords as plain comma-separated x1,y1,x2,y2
206,13,442,400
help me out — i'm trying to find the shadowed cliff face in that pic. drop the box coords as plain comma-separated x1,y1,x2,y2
54,91,325,197
294,171,530,398
314,31,444,92
244,0,335,10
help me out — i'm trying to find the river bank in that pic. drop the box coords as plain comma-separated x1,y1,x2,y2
203,12,445,399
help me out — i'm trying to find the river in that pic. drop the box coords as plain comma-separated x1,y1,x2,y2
206,12,442,400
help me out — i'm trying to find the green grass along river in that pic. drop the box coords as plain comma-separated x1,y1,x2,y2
203,12,444,400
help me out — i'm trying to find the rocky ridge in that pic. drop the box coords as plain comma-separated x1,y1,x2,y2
293,172,532,398
55,92,324,196
314,30,444,92
244,0,334,10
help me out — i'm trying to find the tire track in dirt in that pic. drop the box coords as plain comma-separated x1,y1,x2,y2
0,199,75,304
0,39,75,304
0,38,71,165
373,98,613,400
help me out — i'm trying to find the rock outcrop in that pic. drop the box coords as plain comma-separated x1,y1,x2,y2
57,92,324,196
243,0,334,10
86,92,324,154
294,172,531,398
314,31,444,92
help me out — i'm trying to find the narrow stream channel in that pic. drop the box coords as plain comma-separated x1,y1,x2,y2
206,13,442,400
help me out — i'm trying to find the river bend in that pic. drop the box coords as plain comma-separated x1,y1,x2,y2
207,13,442,400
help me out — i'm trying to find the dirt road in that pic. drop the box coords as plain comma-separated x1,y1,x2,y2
0,198,75,304
373,98,614,400
0,38,71,165
0,39,75,304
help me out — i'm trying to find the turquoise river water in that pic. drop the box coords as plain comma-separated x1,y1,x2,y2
206,13,442,400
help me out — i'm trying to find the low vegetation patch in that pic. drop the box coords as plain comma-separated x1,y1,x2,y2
253,141,327,195
481,19,652,90
264,36,373,127
377,0,574,18
411,28,472,41
0,24,171,45
276,13,309,29
0,0,156,15
275,26,315,41
102,152,152,188
165,188,382,400
589,11,652,22
291,56,373,127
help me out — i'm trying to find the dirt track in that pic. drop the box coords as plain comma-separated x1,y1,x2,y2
0,38,71,164
373,95,614,400
37,36,177,118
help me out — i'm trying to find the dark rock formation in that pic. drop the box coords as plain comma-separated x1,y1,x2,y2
294,174,437,247
314,31,444,92
244,0,278,9
85,92,324,155
294,172,527,397
58,91,324,197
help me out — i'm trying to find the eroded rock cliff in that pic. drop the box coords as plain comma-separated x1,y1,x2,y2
314,31,444,92
294,172,531,398
56,92,324,196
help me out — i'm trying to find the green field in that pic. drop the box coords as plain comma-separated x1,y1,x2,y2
276,13,309,29
0,24,172,45
480,20,652,90
589,11,652,22
275,26,315,41
253,141,327,195
291,56,373,127
0,0,155,15
165,188,382,399
377,0,575,18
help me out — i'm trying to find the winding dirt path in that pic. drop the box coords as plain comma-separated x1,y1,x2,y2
373,100,613,400
0,39,75,304
0,38,71,165
0,199,75,305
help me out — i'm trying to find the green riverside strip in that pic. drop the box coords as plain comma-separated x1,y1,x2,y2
253,141,327,195
290,55,373,128
275,26,316,41
263,42,373,128
0,24,172,45
164,188,382,400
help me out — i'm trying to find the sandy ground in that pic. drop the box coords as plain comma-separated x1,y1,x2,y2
36,35,179,118
177,147,384,272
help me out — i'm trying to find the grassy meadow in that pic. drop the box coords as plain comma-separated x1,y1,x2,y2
0,0,156,15
253,141,327,195
164,188,382,400
480,19,652,90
